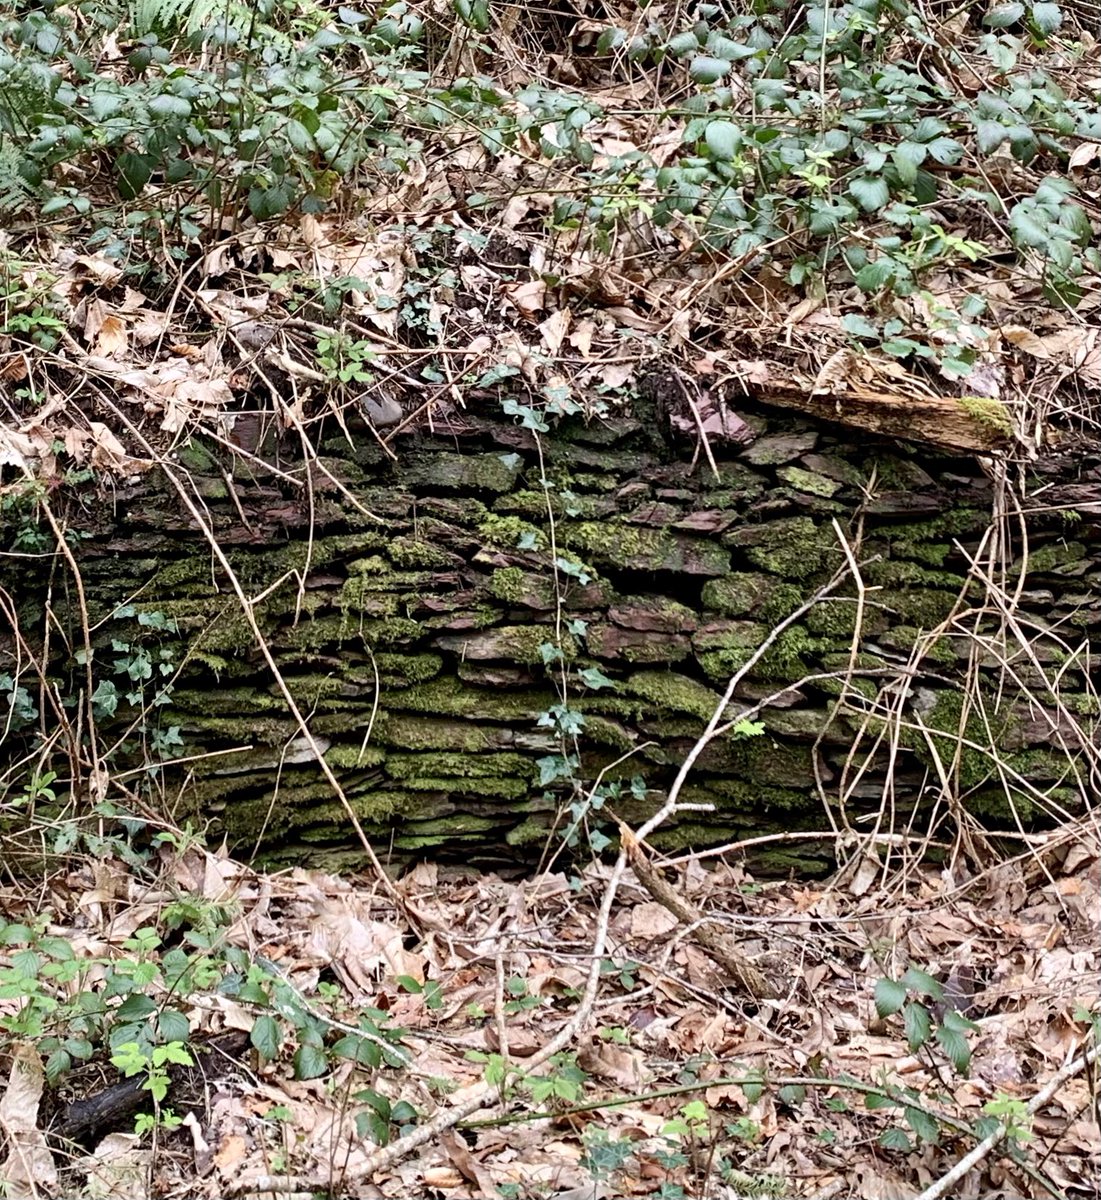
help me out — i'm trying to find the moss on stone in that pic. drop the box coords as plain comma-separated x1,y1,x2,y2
700,573,774,617
888,509,988,565
707,775,815,812
572,472,619,492
392,675,555,721
877,624,959,665
281,614,420,651
694,622,821,684
324,743,388,768
625,671,723,722
864,559,968,590
435,624,578,664
565,522,729,576
404,451,521,493
1065,693,1100,716
496,489,600,520
478,513,545,550
378,714,495,752
804,599,864,639
726,517,831,580
386,751,532,780
876,587,959,628
577,714,636,750
488,566,527,604
386,537,454,569
506,818,550,846
150,555,215,594
174,712,298,745
176,437,219,474
418,496,490,527
396,814,501,837
1022,540,1086,574
398,776,527,799
338,578,401,616
375,652,444,685
777,466,841,498
916,689,1017,790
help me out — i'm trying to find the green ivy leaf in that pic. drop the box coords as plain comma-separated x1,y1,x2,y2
115,153,155,201
974,120,1008,154
842,314,879,339
251,1014,282,1061
855,259,896,292
935,1023,972,1073
45,1049,72,1086
578,666,616,690
704,119,742,159
1030,2,1062,34
984,2,1025,26
157,1009,190,1045
879,1126,913,1151
333,1033,382,1067
148,94,191,119
893,141,925,184
596,26,626,54
1009,209,1049,248
849,174,890,212
285,119,316,153
905,1105,940,1144
926,137,964,165
293,1043,329,1080
912,116,949,142
903,1000,933,1052
689,56,731,84
874,976,907,1018
900,967,943,999
355,1109,390,1145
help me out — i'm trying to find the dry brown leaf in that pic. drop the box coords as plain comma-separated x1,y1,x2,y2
506,279,546,320
1069,141,1101,169
577,1037,646,1088
81,1133,150,1200
0,1043,58,1198
212,1133,248,1175
93,314,127,357
538,308,570,354
630,901,680,939
1003,324,1051,357
596,361,634,389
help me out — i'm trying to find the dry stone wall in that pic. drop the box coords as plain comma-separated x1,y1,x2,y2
4,404,1098,873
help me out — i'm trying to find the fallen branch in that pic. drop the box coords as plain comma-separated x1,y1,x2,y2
620,825,778,998
913,1040,1101,1200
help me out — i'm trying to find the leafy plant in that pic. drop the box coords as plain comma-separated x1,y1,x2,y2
874,966,979,1075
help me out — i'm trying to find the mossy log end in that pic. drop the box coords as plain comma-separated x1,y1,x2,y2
3,403,1098,875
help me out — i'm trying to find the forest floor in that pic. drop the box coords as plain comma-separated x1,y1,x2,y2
1,823,1098,1200
2,0,1101,1197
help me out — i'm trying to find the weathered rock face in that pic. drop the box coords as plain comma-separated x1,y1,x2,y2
2,404,1098,873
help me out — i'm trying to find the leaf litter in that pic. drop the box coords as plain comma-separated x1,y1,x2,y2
1,1,1100,1196
0,822,1095,1199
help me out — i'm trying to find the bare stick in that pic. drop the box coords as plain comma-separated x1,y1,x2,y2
914,1041,1100,1200
662,566,848,820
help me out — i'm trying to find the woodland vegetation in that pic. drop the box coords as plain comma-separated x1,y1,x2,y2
0,0,1098,1197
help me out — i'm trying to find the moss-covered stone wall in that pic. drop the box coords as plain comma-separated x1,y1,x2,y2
3,404,1097,873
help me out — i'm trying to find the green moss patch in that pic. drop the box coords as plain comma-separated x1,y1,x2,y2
565,522,729,576
625,671,724,722
725,517,832,580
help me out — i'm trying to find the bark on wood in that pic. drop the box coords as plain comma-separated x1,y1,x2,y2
47,1032,248,1149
